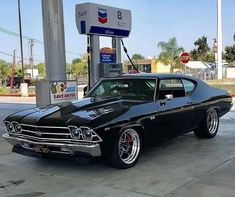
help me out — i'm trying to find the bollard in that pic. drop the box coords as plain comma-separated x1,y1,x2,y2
20,83,29,97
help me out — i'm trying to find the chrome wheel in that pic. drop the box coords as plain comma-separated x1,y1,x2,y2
207,109,218,135
118,129,140,165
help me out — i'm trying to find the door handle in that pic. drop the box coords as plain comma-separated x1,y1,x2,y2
160,100,166,106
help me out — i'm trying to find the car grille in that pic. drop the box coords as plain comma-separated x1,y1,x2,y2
20,124,72,141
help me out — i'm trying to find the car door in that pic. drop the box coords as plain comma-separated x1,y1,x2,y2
154,78,194,140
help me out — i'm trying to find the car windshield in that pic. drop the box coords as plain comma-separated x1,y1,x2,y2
86,78,156,101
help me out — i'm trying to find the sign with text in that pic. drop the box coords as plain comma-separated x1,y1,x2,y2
76,3,132,37
100,47,115,63
50,81,78,104
100,53,115,63
180,52,191,64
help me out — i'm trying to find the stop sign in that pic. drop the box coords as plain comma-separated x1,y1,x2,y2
180,52,191,64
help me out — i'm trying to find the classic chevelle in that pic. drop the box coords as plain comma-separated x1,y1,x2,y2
3,74,233,168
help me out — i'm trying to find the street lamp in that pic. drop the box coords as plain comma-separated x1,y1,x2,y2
217,0,222,80
212,39,218,53
212,38,218,74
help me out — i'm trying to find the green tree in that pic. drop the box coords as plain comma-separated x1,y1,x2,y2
81,53,88,63
66,63,74,79
14,68,22,76
224,45,235,63
72,58,82,65
131,54,145,60
0,59,11,78
72,53,88,77
190,36,210,61
157,37,184,71
207,51,216,62
36,63,46,78
74,61,88,76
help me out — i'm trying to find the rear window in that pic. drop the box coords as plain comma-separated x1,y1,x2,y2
182,79,196,96
158,79,185,99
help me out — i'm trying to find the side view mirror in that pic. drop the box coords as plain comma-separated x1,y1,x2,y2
165,94,173,100
83,86,88,97
160,94,174,107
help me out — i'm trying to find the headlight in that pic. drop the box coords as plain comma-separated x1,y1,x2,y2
4,121,14,133
68,126,81,139
80,127,93,141
12,122,22,134
68,125,102,142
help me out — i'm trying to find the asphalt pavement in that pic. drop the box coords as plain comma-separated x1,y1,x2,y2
0,98,234,197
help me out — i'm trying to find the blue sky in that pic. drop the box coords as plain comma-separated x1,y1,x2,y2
0,0,234,64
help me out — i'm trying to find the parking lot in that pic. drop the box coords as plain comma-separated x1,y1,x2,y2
0,99,235,197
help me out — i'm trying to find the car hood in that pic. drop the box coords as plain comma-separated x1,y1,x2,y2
5,97,145,128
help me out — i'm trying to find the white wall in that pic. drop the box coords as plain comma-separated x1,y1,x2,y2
226,67,235,78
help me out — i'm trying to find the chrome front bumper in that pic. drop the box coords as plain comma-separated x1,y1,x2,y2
2,134,101,157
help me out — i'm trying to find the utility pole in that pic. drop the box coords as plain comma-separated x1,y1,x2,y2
10,49,16,89
18,0,24,81
28,39,34,78
217,0,223,80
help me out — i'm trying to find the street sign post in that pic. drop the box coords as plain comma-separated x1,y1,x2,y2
180,52,191,64
180,52,191,74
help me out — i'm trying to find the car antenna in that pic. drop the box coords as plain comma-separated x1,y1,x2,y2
120,38,140,73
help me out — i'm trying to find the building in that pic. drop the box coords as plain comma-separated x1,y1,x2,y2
124,59,171,73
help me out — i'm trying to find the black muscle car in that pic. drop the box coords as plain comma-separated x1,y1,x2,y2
2,74,233,169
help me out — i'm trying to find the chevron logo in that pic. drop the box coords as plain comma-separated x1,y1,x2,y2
98,8,108,24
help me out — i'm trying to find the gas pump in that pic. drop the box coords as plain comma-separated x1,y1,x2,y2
75,3,132,90
99,63,123,77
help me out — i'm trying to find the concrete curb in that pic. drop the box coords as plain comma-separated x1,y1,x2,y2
0,93,36,97
0,93,235,97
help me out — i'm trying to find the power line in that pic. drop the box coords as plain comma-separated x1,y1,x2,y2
66,51,83,56
0,27,84,57
0,27,43,44
0,51,44,63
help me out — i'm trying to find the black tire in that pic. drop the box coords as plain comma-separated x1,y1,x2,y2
109,128,142,169
15,83,20,89
194,108,219,138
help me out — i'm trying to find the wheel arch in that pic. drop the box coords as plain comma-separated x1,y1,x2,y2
207,106,220,114
121,123,147,147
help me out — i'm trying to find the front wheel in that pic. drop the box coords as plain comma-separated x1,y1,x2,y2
109,128,142,169
194,108,219,138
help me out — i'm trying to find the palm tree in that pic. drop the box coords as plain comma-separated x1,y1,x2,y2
157,37,184,72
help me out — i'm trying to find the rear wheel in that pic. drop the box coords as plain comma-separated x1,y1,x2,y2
194,108,219,138
109,128,142,169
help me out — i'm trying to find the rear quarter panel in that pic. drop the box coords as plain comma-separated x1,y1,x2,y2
190,79,232,125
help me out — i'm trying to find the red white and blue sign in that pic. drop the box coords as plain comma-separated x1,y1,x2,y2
100,53,115,63
76,3,131,37
100,47,115,63
98,8,108,24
